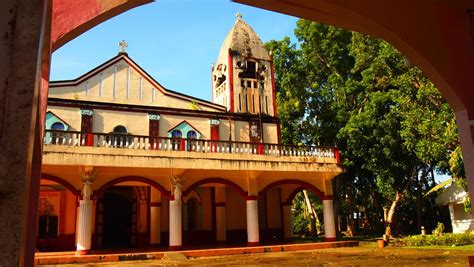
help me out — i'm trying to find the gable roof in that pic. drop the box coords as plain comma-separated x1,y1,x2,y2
167,120,202,135
46,111,71,129
49,53,226,112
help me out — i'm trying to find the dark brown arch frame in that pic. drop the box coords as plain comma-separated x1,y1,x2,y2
183,178,248,199
41,173,81,196
93,176,171,199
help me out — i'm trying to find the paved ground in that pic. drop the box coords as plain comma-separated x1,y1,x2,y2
40,246,474,266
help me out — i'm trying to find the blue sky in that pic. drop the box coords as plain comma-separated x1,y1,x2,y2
50,0,298,101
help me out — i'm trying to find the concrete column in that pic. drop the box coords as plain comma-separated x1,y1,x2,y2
150,188,161,245
76,199,93,255
169,199,182,248
282,204,293,239
215,186,226,241
0,0,50,266
246,198,259,245
323,197,337,242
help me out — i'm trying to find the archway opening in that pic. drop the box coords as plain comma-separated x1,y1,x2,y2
182,179,248,246
100,186,136,249
258,180,326,243
37,176,79,252
290,190,324,240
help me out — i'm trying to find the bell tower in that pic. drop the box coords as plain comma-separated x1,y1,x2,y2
212,14,277,117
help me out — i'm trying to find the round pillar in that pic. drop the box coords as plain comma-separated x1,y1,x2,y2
322,197,336,242
282,204,293,239
246,198,259,245
169,199,182,249
76,199,93,255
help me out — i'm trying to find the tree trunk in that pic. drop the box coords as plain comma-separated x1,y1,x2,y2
385,191,401,237
416,168,427,231
346,189,355,237
303,190,317,236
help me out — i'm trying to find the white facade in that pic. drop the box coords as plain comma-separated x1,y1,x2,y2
436,183,474,233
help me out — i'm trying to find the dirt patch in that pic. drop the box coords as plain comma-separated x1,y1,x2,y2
42,246,474,266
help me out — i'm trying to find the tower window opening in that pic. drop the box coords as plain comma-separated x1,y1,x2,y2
266,96,269,114
239,61,257,79
253,81,257,88
252,94,255,113
239,93,242,112
241,80,245,87
245,93,249,112
247,80,252,87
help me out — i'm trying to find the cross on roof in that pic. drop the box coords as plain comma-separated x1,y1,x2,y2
119,40,128,53
236,13,242,19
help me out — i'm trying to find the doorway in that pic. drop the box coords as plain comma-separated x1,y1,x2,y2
99,186,137,249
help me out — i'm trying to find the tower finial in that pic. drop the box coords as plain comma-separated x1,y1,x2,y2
118,40,128,54
236,12,242,20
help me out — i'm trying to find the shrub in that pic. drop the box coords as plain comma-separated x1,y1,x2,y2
432,222,445,236
401,232,474,246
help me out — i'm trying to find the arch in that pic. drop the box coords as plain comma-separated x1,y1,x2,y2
113,125,128,134
284,186,306,206
171,129,182,138
94,176,171,199
41,173,80,196
259,179,324,200
51,122,65,130
183,178,247,198
51,0,153,51
187,130,197,139
183,190,202,205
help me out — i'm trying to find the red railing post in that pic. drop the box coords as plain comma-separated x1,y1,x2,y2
86,133,94,146
257,143,264,155
181,138,186,151
334,148,341,163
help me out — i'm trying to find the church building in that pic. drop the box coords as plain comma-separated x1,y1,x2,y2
38,15,342,254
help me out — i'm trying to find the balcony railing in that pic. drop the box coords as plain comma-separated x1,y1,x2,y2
44,130,341,162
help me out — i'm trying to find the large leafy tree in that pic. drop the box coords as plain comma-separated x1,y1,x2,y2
266,20,458,236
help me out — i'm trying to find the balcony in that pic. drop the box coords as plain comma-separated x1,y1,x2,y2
44,130,341,162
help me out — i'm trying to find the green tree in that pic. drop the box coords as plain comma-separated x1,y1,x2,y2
267,20,458,236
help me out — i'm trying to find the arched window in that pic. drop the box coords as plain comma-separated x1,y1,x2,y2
109,125,131,147
51,122,65,130
187,131,198,151
51,122,65,144
113,125,128,134
171,130,182,150
187,131,197,139
171,130,182,138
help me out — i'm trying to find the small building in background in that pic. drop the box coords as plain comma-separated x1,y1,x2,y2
436,182,474,233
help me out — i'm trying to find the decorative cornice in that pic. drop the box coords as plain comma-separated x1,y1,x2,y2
209,119,220,125
80,109,93,116
148,114,161,121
